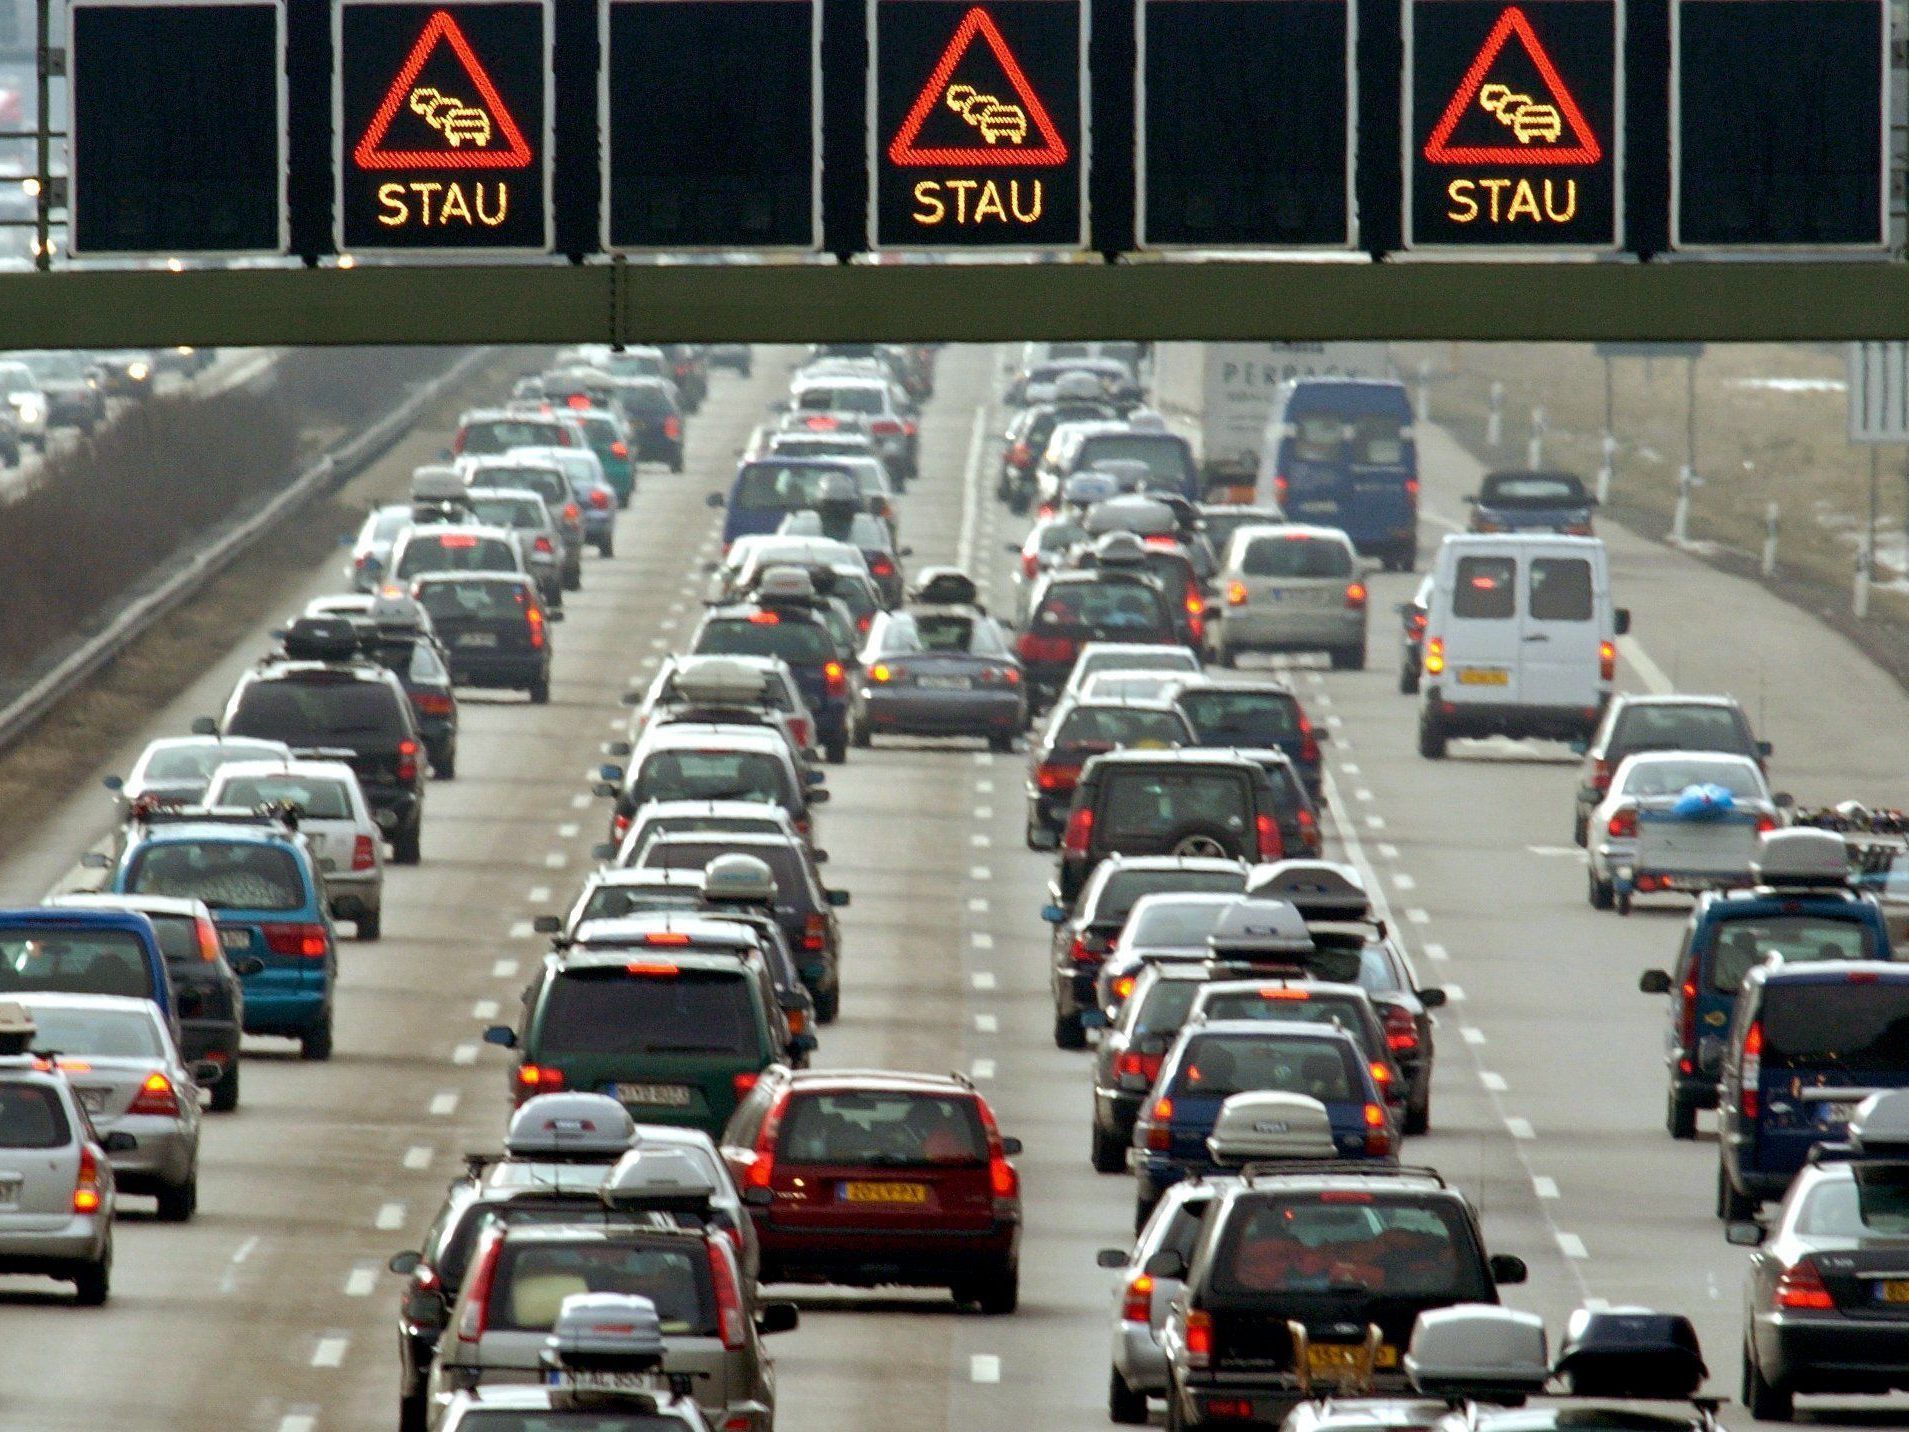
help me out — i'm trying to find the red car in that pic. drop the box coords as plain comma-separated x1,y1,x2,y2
719,1068,1022,1312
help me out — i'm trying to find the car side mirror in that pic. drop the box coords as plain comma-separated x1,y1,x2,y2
605,740,632,758
1000,1136,1023,1156
706,491,726,508
598,764,625,783
1416,987,1447,1010
235,957,266,977
1725,1221,1766,1247
101,1131,138,1154
742,1184,775,1208
1143,1249,1187,1279
826,889,850,908
1488,1253,1528,1285
532,914,562,934
101,775,123,793
590,842,616,861
80,851,110,870
482,1025,517,1048
1613,607,1632,636
790,1032,819,1055
1096,1248,1128,1269
758,1302,800,1336
388,1249,423,1275
807,788,831,806
1638,968,1672,994
1041,904,1068,923
190,716,218,736
1757,740,1774,758
811,849,828,864
592,782,619,799
190,1059,224,1085
1774,792,1794,810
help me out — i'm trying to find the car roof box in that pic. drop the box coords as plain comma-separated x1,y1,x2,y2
1245,861,1371,922
702,853,777,905
1207,898,1315,958
1084,494,1176,535
410,465,467,503
0,1001,34,1057
1553,1307,1707,1400
910,567,978,606
1207,1091,1336,1165
601,1146,717,1213
281,614,367,663
1849,1089,1909,1157
674,659,768,706
504,1093,638,1158
755,566,816,602
1405,1305,1550,1400
543,1292,666,1375
1054,371,1105,402
1062,473,1117,508
1752,828,1849,889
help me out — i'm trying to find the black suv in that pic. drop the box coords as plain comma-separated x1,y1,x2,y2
1056,750,1283,906
1157,1165,1527,1427
217,617,428,863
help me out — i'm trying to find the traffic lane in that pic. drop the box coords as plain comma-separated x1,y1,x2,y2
0,354,797,1430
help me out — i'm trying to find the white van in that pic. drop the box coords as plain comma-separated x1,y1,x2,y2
1416,534,1629,758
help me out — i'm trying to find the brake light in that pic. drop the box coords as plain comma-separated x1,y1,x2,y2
261,923,329,958
1146,1097,1174,1150
748,611,781,625
1775,1260,1835,1310
1345,582,1368,610
127,1070,180,1116
1607,807,1637,838
397,737,420,784
1298,713,1320,766
1369,1061,1394,1091
802,912,828,953
869,556,895,578
73,1144,102,1214
1756,813,1778,834
1383,1004,1418,1054
456,1228,504,1345
1186,589,1204,616
352,835,377,872
1017,633,1075,664
194,915,220,963
1599,639,1617,682
870,418,903,435
822,660,846,696
1273,475,1290,504
1068,933,1107,964
1407,611,1428,637
438,534,478,549
789,717,810,748
733,1071,759,1099
1256,813,1283,861
869,663,894,683
1742,1019,1762,1119
1063,807,1094,855
744,1090,791,1190
1116,1050,1164,1085
708,1238,749,1349
664,416,682,441
566,393,591,410
515,1063,566,1097
589,487,611,509
610,440,628,458
1020,551,1040,580
1226,579,1247,606
401,1261,442,1324
562,502,581,524
1296,806,1319,853
413,692,454,717
1424,636,1446,675
1592,757,1612,793
1122,1273,1155,1322
1364,1102,1391,1156
976,1098,1018,1202
1035,763,1080,792
1113,974,1136,1001
1009,441,1031,468
1260,988,1311,1000
643,932,693,947
533,535,555,554
1406,478,1421,498
1185,1309,1213,1368
1678,979,1698,1073
612,810,632,841
527,606,546,650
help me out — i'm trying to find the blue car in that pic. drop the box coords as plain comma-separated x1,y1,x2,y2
1129,1018,1395,1230
111,813,338,1060
1261,378,1418,572
1467,470,1596,536
714,458,864,549
0,907,175,1029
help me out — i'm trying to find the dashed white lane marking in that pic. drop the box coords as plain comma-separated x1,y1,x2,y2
658,618,677,632
1377,843,1399,860
311,1335,350,1369
1365,815,1385,830
648,637,667,649
1619,636,1673,695
220,1234,260,1295
1460,1026,1485,1045
971,932,994,950
970,1058,996,1080
558,822,580,839
1341,762,1361,776
492,958,519,979
968,897,989,914
570,792,592,810
375,1202,406,1231
528,885,552,903
972,971,997,991
1533,1176,1561,1200
1336,734,1352,750
1444,983,1466,1002
1404,908,1430,925
1505,1117,1536,1141
975,779,994,794
971,1354,1002,1384
974,1013,999,1034
1326,715,1345,730
974,805,994,820
972,752,993,767
1424,942,1449,962
471,999,499,1021
970,865,992,881
344,1265,378,1297
544,852,567,869
508,920,533,940
1556,1232,1590,1260
453,1043,478,1066
277,1412,318,1432
1528,845,1581,858
1480,1071,1509,1092
1392,873,1416,892
403,1145,434,1171
430,1091,459,1117
1354,789,1375,803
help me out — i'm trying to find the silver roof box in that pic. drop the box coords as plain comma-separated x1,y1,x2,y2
1245,861,1371,922
673,658,768,706
410,465,467,503
1206,898,1315,958
505,1093,638,1158
1850,1089,1909,1157
543,1292,665,1371
1061,473,1118,508
602,1145,718,1211
1207,1092,1336,1165
702,853,778,905
1054,370,1106,402
755,566,816,602
1751,828,1850,890
1405,1305,1551,1399
1084,494,1176,535
1088,459,1158,496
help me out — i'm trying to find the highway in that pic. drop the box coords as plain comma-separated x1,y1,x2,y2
0,343,1901,1431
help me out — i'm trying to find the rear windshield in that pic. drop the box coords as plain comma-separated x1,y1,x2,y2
1618,760,1762,800
1091,868,1246,924
539,967,760,1058
1797,1166,1909,1237
457,1413,683,1431
418,578,533,621
1172,1033,1359,1101
1761,981,1909,1070
459,419,571,454
1350,415,1407,467
1054,707,1187,751
0,1083,69,1149
794,385,885,415
1132,977,1202,1035
470,464,565,498
227,678,407,744
696,618,836,667
1707,917,1879,991
1483,475,1586,504
778,1090,987,1165
1034,584,1171,638
635,751,789,806
1211,1196,1487,1299
1298,939,1407,997
1196,991,1371,1043
467,496,546,531
878,613,1007,657
1100,769,1253,844
621,384,676,416
1453,556,1517,620
20,1004,162,1059
733,463,848,510
1126,901,1230,949
1529,557,1593,622
142,913,205,967
488,1238,713,1335
213,774,353,819
0,928,155,999
1241,536,1351,579
1176,689,1302,745
579,886,703,922
394,535,518,578
1076,435,1195,491
141,741,280,783
1080,649,1197,678
1613,704,1750,754
126,841,306,913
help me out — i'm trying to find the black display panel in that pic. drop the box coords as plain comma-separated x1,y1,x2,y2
1673,0,1885,249
869,0,1085,248
336,0,550,252
603,0,818,250
1406,0,1620,249
1139,0,1352,248
70,1,285,254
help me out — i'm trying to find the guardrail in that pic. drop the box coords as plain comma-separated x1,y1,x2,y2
0,345,494,757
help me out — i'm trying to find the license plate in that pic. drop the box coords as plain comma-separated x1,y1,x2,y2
76,1089,107,1115
220,928,250,951
1298,500,1338,515
1879,1280,1909,1304
1305,1343,1399,1375
616,1082,691,1108
919,676,972,690
1457,667,1510,686
840,1180,928,1204
458,632,498,648
549,1369,662,1393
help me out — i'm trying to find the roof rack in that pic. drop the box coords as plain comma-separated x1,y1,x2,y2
128,800,301,833
1238,1159,1448,1186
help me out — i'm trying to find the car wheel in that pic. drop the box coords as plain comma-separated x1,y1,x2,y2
301,1011,334,1062
988,733,1015,754
154,1172,197,1223
1053,1012,1087,1051
825,732,848,765
850,711,872,749
1588,870,1614,910
814,983,840,1024
1399,664,1419,696
392,821,423,866
597,536,615,558
669,456,685,474
209,1059,240,1113
1615,888,1633,916
1404,1086,1431,1136
434,746,456,781
399,1387,429,1432
1667,1086,1697,1140
1091,1120,1127,1173
1109,1367,1149,1425
1417,714,1448,760
72,1244,111,1306
359,908,382,942
1717,1158,1755,1221
529,676,551,706
1330,644,1366,672
1743,1342,1793,1422
563,568,582,593
964,1262,1018,1315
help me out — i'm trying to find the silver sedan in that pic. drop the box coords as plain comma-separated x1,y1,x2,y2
1586,751,1782,912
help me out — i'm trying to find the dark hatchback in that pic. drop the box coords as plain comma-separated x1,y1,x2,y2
1016,570,1180,708
616,376,685,473
412,573,553,705
1467,469,1596,535
1025,698,1197,849
690,602,851,764
1171,677,1326,804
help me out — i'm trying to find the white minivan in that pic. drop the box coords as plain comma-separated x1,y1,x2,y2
1416,534,1629,758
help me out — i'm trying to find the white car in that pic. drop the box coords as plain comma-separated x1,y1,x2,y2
1587,750,1783,912
203,759,386,939
1058,642,1203,705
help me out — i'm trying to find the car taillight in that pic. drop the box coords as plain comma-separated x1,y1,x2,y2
1756,813,1778,834
1035,763,1080,792
1069,933,1108,964
457,1229,503,1345
1017,633,1075,664
1185,1309,1213,1368
402,1262,442,1324
1226,579,1247,606
352,835,377,872
1256,813,1282,861
612,811,632,841
1113,974,1136,1001
1122,1273,1155,1322
1364,1102,1391,1156
1742,1019,1762,1119
589,487,611,509
975,1098,1018,1204
1369,1061,1394,1093
262,923,329,958
527,607,546,650
1678,979,1698,1073
1775,1260,1835,1310
128,1070,180,1116
1424,636,1445,675
1020,551,1039,579
515,1063,566,1098
1146,1097,1174,1150
733,1071,759,1099
824,661,846,697
1599,639,1617,682
1273,475,1291,503
397,737,419,785
870,556,895,578
869,663,895,684
533,534,555,554
1009,441,1031,467
1407,611,1428,637
870,418,903,435
414,692,454,717
1592,757,1612,793
801,912,828,953
1298,714,1320,766
195,915,221,963
1296,807,1319,853
73,1145,102,1214
1063,807,1094,855
1608,807,1637,838
1405,478,1421,498
744,1090,791,1190
1116,1050,1163,1086
610,440,628,458
1383,1004,1418,1054
1345,582,1368,610
664,416,682,441
789,718,810,748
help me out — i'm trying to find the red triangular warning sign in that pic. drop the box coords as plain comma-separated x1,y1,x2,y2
887,6,1068,167
1422,5,1601,166
353,8,533,171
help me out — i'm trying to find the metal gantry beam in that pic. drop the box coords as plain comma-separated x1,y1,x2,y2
1,259,1907,345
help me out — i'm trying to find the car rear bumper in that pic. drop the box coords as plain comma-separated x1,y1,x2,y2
1053,961,1099,1018
758,1220,1019,1284
1754,1311,1909,1389
863,690,1025,735
1116,1320,1169,1391
241,989,328,1037
1173,1367,1410,1424
447,652,546,689
0,1215,111,1267
1095,1085,1144,1140
325,873,382,918
178,1017,243,1066
1422,689,1603,741
1217,611,1364,650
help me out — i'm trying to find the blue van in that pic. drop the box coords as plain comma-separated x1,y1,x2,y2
0,907,175,1029
1717,962,1909,1218
1260,379,1418,572
111,816,338,1060
713,458,863,549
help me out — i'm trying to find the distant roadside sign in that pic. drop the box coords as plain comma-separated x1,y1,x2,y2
1849,343,1909,445
69,0,287,255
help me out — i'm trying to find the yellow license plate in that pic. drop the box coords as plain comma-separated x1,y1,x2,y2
841,1181,928,1204
1457,667,1510,686
1881,1280,1909,1304
1305,1344,1399,1374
